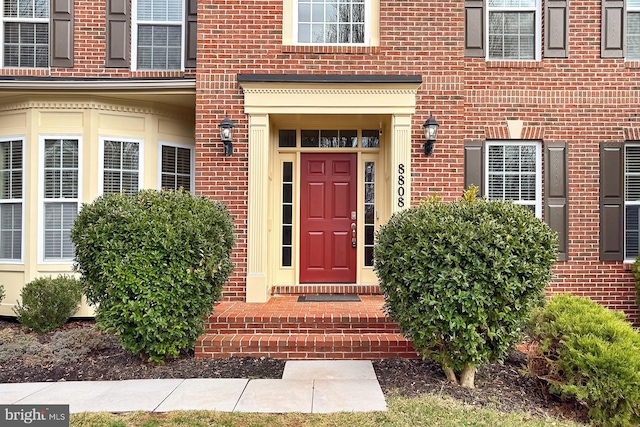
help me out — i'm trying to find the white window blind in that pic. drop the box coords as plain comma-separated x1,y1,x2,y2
2,0,49,67
161,145,192,191
135,0,182,70
43,139,78,261
487,142,540,216
628,0,640,60
625,145,640,258
103,140,140,195
0,139,22,260
488,0,536,60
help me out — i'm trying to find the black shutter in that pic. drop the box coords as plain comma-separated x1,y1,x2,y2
185,0,197,68
464,141,484,193
50,0,73,67
545,142,569,261
106,0,130,68
544,0,568,58
602,0,625,58
465,0,485,57
600,142,624,261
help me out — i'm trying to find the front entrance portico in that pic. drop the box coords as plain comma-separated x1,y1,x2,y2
239,74,422,302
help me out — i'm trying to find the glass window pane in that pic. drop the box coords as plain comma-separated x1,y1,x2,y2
362,130,380,148
301,130,319,147
279,130,296,147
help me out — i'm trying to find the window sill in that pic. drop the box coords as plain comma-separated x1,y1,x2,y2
486,60,543,69
282,45,380,55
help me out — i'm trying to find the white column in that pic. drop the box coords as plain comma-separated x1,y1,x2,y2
246,113,270,302
391,114,412,214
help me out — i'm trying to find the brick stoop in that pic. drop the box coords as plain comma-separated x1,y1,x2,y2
195,295,418,360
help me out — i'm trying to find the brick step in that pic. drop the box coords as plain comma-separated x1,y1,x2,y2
204,314,401,335
195,333,417,360
271,284,382,296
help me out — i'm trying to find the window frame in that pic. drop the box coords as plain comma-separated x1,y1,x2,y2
0,137,24,263
98,136,144,196
0,0,50,68
624,143,640,260
130,0,185,71
38,135,82,263
484,140,542,218
627,0,640,60
292,0,370,46
157,141,194,192
486,0,541,61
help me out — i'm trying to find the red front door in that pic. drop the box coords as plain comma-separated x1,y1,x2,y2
300,153,357,283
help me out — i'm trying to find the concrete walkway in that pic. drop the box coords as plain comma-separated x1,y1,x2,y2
0,360,387,414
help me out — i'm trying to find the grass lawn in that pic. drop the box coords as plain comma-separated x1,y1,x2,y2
71,394,586,427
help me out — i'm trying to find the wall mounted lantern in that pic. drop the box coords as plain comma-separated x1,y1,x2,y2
219,116,235,156
422,113,439,156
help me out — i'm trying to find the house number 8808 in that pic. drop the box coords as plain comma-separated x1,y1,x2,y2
397,164,405,208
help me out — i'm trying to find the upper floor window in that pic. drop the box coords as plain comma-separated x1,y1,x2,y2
488,0,538,60
295,0,367,44
133,0,182,70
628,0,640,59
0,138,23,261
465,0,567,59
1,0,49,67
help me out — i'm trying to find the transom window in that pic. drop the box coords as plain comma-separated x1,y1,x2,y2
133,0,183,70
488,0,538,60
0,138,22,261
624,145,640,259
101,138,141,195
279,129,379,148
486,141,541,217
1,0,49,67
160,144,192,192
296,0,366,44
628,0,640,59
43,138,79,261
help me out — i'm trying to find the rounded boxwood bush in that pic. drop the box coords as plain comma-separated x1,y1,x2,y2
374,188,557,387
0,284,4,303
71,189,234,364
529,294,640,427
13,276,82,334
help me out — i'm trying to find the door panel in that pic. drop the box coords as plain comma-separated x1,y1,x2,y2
300,153,357,283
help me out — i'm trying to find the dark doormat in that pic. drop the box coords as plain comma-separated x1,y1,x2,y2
297,295,361,302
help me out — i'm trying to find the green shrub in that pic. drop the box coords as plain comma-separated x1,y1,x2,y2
529,294,640,427
0,283,5,302
13,276,82,334
631,258,640,311
71,189,234,364
374,188,557,388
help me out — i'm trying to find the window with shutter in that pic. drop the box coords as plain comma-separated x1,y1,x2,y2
466,0,568,59
465,140,569,259
628,0,640,59
101,138,142,195
133,0,183,70
0,138,23,261
42,138,79,261
160,144,193,192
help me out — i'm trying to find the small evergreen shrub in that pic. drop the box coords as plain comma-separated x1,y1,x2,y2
631,257,640,312
50,328,110,364
13,276,82,334
71,189,234,364
374,187,557,388
0,284,5,302
529,294,640,427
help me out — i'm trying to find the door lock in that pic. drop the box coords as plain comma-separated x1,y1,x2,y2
351,223,357,248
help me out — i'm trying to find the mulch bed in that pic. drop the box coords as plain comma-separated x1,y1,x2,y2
0,318,588,424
